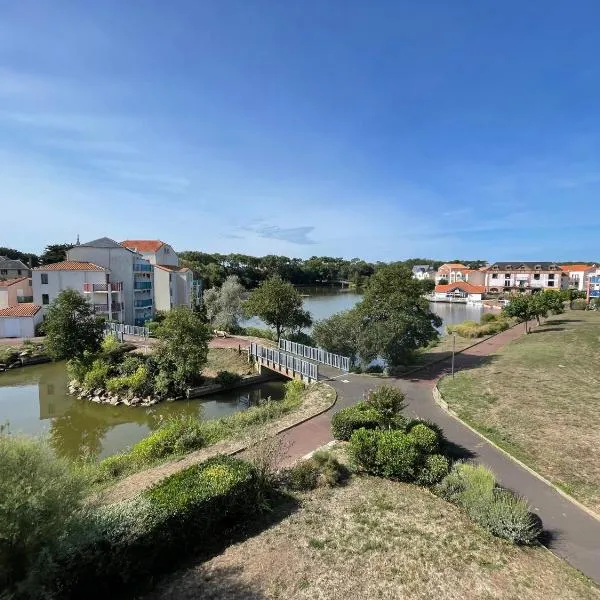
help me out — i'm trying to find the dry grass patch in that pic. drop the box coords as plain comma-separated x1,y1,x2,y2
144,475,598,600
439,311,600,513
203,348,254,378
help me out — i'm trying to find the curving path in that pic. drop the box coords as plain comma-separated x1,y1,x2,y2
280,325,600,584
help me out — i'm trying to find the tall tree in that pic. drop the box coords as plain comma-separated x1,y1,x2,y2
312,309,360,366
244,277,312,339
355,263,442,366
502,295,536,333
40,244,74,265
203,275,246,332
44,289,105,360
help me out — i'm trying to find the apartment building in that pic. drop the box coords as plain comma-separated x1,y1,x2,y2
0,276,33,308
560,264,597,291
120,239,198,310
0,256,31,280
484,262,567,293
32,261,125,321
435,263,485,286
66,238,154,326
589,271,600,301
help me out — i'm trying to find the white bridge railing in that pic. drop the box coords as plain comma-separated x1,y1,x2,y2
249,342,318,383
278,338,350,372
105,322,150,339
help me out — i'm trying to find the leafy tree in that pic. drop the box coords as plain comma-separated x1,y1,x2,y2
354,264,442,366
153,307,211,397
421,279,436,294
0,247,39,267
44,289,104,360
244,277,312,339
203,275,246,332
502,295,536,333
312,309,360,365
532,290,565,324
39,243,74,265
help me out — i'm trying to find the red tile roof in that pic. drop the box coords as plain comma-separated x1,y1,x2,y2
33,261,105,272
0,276,29,287
435,282,486,294
438,263,467,271
560,264,595,272
0,303,41,317
121,240,165,252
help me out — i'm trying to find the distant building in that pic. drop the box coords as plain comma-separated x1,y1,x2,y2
484,262,568,293
435,263,485,286
588,270,600,301
434,282,486,303
559,264,596,292
0,303,43,338
0,276,33,308
411,265,436,280
0,256,31,280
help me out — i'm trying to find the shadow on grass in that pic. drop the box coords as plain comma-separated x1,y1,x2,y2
530,327,567,334
405,354,499,382
542,318,583,325
137,490,300,600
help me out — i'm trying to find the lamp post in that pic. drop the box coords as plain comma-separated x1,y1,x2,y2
451,333,456,378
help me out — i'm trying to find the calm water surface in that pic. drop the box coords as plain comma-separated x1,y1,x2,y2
0,288,484,460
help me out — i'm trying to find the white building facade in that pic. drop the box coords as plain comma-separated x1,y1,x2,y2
484,262,568,293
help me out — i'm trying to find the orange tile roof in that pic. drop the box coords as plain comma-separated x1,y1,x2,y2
438,263,467,271
0,303,41,317
0,276,29,287
121,240,165,252
435,282,486,294
155,264,190,272
33,261,105,272
559,264,595,272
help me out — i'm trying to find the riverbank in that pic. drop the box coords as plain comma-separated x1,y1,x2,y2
438,310,600,514
0,341,50,372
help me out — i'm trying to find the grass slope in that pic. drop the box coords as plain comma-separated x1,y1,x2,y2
145,476,598,600
439,310,600,513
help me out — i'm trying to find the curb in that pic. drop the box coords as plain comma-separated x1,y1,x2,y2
432,383,600,524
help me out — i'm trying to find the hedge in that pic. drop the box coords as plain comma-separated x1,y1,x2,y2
47,456,260,599
331,402,381,440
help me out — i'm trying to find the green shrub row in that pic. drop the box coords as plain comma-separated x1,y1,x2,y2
43,456,261,599
436,462,542,545
96,379,306,481
331,402,382,440
447,314,510,339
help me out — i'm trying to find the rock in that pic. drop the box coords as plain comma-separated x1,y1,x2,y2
19,350,32,358
129,396,141,406
7,362,20,369
92,396,101,403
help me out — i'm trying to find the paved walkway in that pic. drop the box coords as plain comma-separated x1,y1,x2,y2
279,323,600,584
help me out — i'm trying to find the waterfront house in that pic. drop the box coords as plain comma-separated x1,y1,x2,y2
120,239,199,310
0,256,31,280
67,238,154,326
433,282,486,303
0,303,42,338
560,264,597,292
412,265,436,280
484,262,568,293
435,263,486,286
0,277,33,308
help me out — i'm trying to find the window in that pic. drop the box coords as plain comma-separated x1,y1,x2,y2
0,269,6,275
534,273,540,280
17,269,22,275
505,273,510,278
548,281,554,287
548,274,555,280
491,273,498,279
41,273,48,284
535,264,541,270
42,294,49,305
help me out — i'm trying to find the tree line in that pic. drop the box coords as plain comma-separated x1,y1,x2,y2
0,244,73,267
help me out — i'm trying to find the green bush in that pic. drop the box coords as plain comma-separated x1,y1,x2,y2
106,365,151,396
571,298,587,310
117,354,145,376
408,423,440,454
82,358,111,391
480,312,498,324
365,386,406,429
0,434,87,594
242,326,277,341
348,428,380,472
448,318,509,338
286,460,319,490
374,430,421,481
286,450,350,491
435,462,541,545
365,364,384,374
214,370,243,386
50,456,260,599
331,402,381,440
416,454,450,486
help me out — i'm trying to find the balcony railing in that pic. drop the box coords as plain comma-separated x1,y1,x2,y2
83,282,123,292
133,263,153,273
93,302,124,313
17,295,34,303
134,299,153,308
134,281,152,290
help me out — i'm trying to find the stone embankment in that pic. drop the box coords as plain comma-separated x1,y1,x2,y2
0,348,51,372
68,381,160,407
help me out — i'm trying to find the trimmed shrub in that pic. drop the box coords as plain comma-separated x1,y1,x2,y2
408,423,440,454
484,489,542,545
214,370,243,386
374,430,421,481
365,386,406,429
348,428,380,472
416,454,450,486
331,402,381,440
50,456,260,598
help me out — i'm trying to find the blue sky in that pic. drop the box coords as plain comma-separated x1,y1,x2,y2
2,1,600,261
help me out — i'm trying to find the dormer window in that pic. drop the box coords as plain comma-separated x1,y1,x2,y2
535,265,542,270
506,265,512,270
519,264,526,270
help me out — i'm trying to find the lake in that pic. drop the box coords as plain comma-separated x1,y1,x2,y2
0,287,484,460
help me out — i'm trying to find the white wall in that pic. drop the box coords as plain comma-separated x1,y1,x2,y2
0,311,43,338
32,270,106,312
485,271,567,291
137,244,179,267
153,267,172,312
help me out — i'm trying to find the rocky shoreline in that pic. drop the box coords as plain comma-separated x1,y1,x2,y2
68,381,162,407
0,349,51,372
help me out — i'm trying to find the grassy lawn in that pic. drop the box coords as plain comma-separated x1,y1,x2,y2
145,474,598,600
203,348,254,379
439,310,600,513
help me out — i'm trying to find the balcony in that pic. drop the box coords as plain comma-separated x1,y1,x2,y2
17,295,34,303
133,263,153,273
134,281,152,290
591,276,600,284
93,302,124,313
134,298,153,308
83,282,123,292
